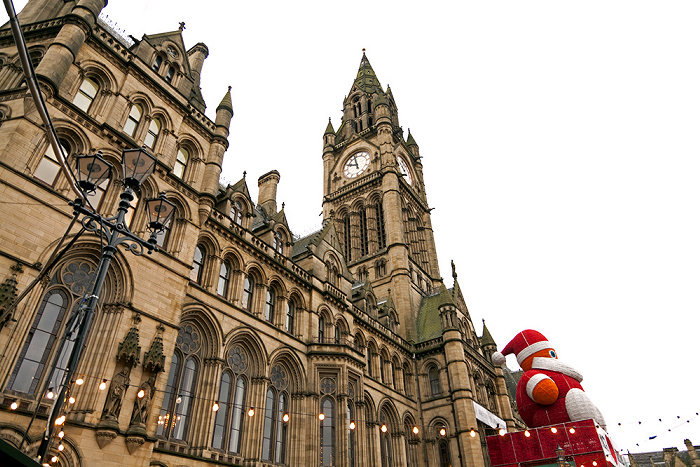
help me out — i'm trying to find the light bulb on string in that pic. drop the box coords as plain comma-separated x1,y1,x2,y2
99,380,107,390
75,377,84,386
55,415,66,425
175,396,182,404
50,456,58,463
569,428,576,434
58,443,64,452
318,413,325,421
137,389,145,398
349,420,356,430
283,413,289,423
68,397,75,404
248,407,255,417
498,428,505,436
470,429,476,438
412,426,419,435
46,388,54,399
524,430,531,437
440,427,447,437
381,424,387,433
212,402,219,412
551,427,558,434
10,401,18,410
58,430,64,439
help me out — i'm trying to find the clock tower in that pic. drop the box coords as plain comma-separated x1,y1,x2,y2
322,52,441,341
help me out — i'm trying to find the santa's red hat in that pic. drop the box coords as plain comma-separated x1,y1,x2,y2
491,329,552,367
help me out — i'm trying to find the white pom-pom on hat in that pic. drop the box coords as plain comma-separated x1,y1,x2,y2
492,351,506,366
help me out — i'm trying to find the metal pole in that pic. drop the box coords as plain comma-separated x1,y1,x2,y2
36,189,135,462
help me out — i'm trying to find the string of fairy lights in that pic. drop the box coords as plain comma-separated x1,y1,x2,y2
7,366,698,465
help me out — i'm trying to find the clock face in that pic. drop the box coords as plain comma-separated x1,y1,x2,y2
343,151,370,178
397,156,413,185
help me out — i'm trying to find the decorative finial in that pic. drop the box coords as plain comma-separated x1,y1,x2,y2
243,170,246,179
282,202,285,209
328,117,331,122
362,48,366,53
451,260,457,279
179,22,186,31
228,85,231,92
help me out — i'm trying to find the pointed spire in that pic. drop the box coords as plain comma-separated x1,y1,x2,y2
406,129,418,146
481,319,496,348
217,85,233,114
353,49,383,94
324,117,335,135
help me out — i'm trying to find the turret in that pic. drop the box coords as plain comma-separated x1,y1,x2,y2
33,0,108,93
257,170,280,216
199,87,233,223
406,129,420,158
187,42,209,91
480,319,498,361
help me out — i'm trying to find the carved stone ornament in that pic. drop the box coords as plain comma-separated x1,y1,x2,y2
128,373,156,431
142,324,166,373
100,366,131,422
0,263,22,326
117,315,141,366
125,435,145,454
95,429,117,449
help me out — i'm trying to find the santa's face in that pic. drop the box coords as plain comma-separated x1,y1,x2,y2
521,348,557,371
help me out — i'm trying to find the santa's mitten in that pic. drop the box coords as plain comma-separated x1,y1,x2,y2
527,374,559,405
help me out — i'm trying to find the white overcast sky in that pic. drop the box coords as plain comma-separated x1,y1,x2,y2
7,0,700,455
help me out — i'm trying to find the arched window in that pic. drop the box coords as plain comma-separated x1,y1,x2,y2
217,260,230,297
86,173,110,210
155,208,174,249
152,55,163,72
7,290,69,394
429,366,441,396
343,214,352,261
261,387,288,462
359,209,368,257
318,316,325,343
231,200,243,225
285,300,295,334
273,231,284,254
264,288,275,323
366,346,373,377
388,313,396,333
35,139,69,186
144,118,161,149
379,354,386,384
165,66,175,83
347,400,355,467
380,413,393,467
375,202,386,250
229,376,246,452
211,372,247,453
334,324,340,344
190,245,205,283
123,104,142,137
438,439,452,467
157,324,200,441
320,396,335,466
241,275,254,311
73,77,98,113
173,147,188,179
403,365,411,396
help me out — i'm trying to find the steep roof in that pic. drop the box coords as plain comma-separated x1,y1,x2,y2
350,51,384,95
416,285,455,342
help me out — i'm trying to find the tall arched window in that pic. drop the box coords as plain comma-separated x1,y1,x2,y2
264,288,275,323
275,392,288,463
144,118,161,149
241,275,254,311
211,372,247,453
318,316,325,343
347,399,355,467
375,202,386,250
229,376,246,452
380,413,393,467
173,147,189,179
217,260,230,297
359,209,368,257
429,366,441,396
261,386,288,462
231,200,243,225
343,214,351,261
165,66,175,83
123,104,142,137
334,324,340,344
190,245,205,283
73,77,98,112
35,139,69,186
7,290,69,394
379,354,386,384
320,396,335,466
157,324,201,441
366,346,373,377
285,300,295,334
438,440,452,467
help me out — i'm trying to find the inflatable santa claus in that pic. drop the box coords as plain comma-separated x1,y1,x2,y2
491,329,606,430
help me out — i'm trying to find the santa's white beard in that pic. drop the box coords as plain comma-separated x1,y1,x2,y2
531,357,583,382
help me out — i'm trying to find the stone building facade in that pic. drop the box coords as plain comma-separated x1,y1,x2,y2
0,1,519,466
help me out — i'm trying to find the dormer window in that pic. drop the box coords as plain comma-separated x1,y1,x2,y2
231,200,243,225
273,231,284,254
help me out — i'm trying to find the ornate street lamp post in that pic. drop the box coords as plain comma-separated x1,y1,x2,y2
36,148,175,462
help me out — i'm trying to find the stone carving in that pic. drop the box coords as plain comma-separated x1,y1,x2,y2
129,373,156,427
95,429,117,449
101,366,130,420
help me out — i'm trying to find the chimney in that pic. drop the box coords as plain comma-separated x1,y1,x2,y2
686,440,700,467
257,170,280,215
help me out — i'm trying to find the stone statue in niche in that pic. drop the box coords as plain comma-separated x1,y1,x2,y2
130,373,156,426
102,366,130,420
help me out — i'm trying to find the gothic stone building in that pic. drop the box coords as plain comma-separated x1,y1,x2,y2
0,1,519,466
